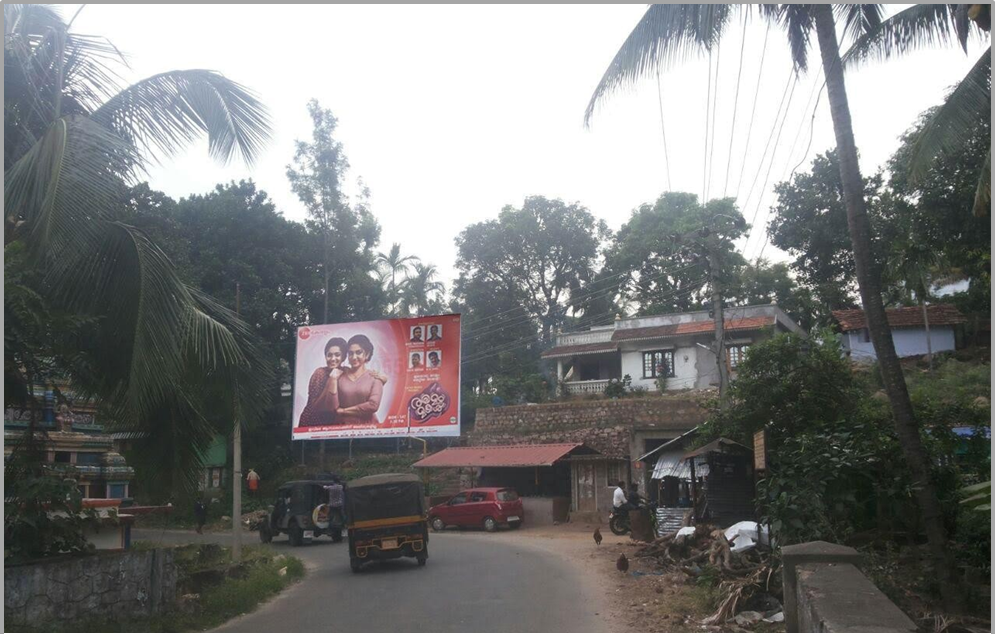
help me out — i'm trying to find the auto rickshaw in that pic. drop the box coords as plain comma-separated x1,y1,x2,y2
259,478,346,546
345,473,428,572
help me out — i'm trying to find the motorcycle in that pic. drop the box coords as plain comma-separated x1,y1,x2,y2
608,499,656,536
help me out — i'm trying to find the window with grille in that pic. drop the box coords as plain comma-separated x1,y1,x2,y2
727,344,750,369
642,350,675,379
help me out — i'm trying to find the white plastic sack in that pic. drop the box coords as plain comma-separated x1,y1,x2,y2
723,521,770,553
674,526,696,542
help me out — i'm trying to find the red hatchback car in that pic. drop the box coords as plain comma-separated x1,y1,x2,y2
429,488,524,532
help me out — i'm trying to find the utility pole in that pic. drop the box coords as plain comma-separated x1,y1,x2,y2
707,236,729,404
232,283,243,562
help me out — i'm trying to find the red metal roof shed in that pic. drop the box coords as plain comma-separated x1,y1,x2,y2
412,443,599,468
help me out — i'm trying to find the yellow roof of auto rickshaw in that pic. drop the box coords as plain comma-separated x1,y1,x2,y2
347,473,422,488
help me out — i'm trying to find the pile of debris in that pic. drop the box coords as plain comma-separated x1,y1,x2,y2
635,521,783,627
241,509,269,531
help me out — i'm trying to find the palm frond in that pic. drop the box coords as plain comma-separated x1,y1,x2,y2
834,4,884,43
584,3,736,126
843,4,977,66
908,47,991,189
778,4,814,71
92,69,272,165
5,115,141,249
43,222,190,419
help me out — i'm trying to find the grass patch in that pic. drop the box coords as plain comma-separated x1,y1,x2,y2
10,544,304,633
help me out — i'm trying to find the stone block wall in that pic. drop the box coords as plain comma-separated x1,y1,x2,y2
5,548,176,628
471,397,708,457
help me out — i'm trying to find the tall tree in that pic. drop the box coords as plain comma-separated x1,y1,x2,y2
455,195,610,344
4,4,273,493
604,193,746,316
286,100,383,325
376,243,419,316
401,262,446,317
727,259,818,330
887,107,991,303
766,151,890,315
585,4,969,607
125,180,316,385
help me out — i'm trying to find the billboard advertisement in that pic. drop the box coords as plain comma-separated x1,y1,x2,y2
292,314,461,440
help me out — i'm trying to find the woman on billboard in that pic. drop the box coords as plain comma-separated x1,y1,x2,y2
299,337,386,427
335,335,385,425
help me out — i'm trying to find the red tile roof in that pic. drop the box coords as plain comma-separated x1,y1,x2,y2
412,443,593,468
540,341,617,359
832,304,967,331
612,316,776,342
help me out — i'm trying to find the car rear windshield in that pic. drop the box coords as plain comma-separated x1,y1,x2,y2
496,490,519,502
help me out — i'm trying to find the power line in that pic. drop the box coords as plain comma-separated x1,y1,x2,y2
702,46,713,204
749,70,824,260
655,70,672,191
705,39,721,202
758,77,832,262
739,67,796,216
744,73,798,256
722,18,749,198
734,23,771,200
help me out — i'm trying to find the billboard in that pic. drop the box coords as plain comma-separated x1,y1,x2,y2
292,314,461,440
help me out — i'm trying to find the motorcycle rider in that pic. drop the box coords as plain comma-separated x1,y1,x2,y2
613,481,631,517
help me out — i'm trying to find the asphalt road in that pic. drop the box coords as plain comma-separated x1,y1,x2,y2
134,528,607,633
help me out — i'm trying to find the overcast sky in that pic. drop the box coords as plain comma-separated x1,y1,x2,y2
63,4,984,285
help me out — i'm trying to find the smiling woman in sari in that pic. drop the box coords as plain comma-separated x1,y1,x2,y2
299,336,387,427
336,334,385,425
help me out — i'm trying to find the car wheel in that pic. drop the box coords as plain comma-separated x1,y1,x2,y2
508,521,522,530
289,522,303,547
483,516,497,532
430,516,445,532
259,525,273,543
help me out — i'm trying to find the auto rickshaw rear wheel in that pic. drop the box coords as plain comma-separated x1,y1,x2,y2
416,554,427,566
350,558,363,573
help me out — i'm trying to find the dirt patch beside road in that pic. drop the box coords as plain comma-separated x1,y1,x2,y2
477,523,746,632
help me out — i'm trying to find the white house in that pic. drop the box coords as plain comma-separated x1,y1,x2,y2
833,304,967,362
541,304,804,395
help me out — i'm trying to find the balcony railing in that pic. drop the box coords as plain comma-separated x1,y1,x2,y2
563,379,610,395
556,329,614,346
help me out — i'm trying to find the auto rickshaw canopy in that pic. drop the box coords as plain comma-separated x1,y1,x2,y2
346,473,424,523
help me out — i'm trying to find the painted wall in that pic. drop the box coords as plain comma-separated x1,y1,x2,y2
620,344,699,391
845,326,956,361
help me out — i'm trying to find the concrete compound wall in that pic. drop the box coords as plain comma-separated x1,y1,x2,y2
5,548,176,628
782,541,915,633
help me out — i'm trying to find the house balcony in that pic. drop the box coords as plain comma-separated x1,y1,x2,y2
563,379,611,395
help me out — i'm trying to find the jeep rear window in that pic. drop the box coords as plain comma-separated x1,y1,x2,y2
496,490,518,501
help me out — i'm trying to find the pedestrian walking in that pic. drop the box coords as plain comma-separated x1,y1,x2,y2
246,468,260,496
194,499,207,534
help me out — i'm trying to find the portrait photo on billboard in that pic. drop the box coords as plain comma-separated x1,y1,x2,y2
292,314,461,440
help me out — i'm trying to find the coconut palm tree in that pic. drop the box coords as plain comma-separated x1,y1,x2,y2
4,5,273,493
376,243,420,315
402,262,446,317
585,4,969,608
845,4,991,216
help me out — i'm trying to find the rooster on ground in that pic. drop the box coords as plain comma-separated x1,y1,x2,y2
593,527,602,546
